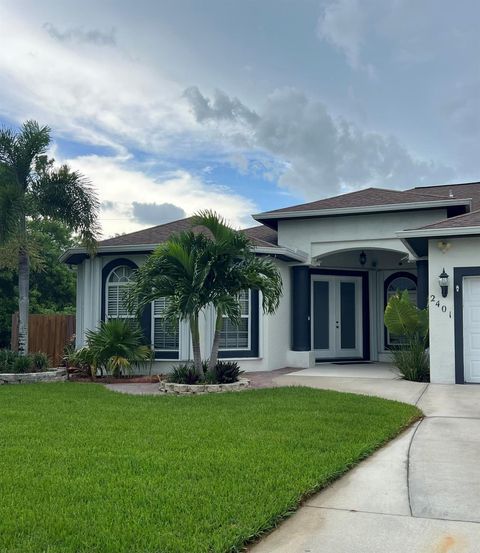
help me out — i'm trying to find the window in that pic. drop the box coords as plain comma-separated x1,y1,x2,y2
219,290,251,350
106,266,134,320
385,273,417,347
152,297,179,353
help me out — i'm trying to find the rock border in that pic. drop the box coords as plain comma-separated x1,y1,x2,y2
159,378,250,395
0,368,67,385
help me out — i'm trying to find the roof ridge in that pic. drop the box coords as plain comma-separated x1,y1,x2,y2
99,216,196,244
412,181,480,190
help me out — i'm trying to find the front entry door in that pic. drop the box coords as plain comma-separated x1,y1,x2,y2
463,277,480,383
312,276,363,359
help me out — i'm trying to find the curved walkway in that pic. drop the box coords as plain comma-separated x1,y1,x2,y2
249,375,480,553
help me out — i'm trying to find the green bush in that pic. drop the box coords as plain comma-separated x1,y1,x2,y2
169,361,243,384
167,364,201,384
13,355,33,374
31,352,50,372
0,350,50,374
384,290,430,382
207,361,243,384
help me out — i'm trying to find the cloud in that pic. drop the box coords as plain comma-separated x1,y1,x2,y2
185,86,453,199
63,155,257,237
43,22,116,46
132,202,186,225
183,86,259,125
317,0,374,75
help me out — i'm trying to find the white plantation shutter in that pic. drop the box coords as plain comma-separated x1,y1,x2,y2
106,266,134,320
219,290,251,350
152,298,179,351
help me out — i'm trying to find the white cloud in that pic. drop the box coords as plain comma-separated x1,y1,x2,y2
63,155,258,238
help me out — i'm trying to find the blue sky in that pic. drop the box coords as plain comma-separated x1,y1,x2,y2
1,0,479,237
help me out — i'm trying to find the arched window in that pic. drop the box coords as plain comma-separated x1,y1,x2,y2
106,265,134,320
384,272,417,347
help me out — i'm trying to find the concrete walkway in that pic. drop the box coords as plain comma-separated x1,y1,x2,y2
249,379,480,553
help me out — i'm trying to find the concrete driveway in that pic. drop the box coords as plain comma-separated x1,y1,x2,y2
249,378,480,553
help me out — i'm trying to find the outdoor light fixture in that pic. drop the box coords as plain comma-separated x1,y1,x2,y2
359,251,367,266
439,268,449,298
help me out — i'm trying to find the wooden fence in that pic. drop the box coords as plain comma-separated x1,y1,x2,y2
11,313,75,366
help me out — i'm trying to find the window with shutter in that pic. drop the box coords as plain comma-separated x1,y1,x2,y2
105,266,134,320
152,297,179,353
219,290,251,350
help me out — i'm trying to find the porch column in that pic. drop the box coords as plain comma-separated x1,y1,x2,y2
416,260,428,310
291,266,311,351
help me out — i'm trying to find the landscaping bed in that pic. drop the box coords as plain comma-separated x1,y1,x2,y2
0,367,66,384
0,383,421,553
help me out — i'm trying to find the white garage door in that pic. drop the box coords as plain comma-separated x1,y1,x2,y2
463,277,480,383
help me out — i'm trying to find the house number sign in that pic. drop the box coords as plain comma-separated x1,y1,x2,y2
429,294,452,318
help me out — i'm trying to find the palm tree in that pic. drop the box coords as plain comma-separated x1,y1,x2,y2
191,211,282,371
127,211,283,373
0,121,99,354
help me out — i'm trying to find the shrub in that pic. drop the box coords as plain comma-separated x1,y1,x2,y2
30,352,50,372
13,355,33,374
169,361,243,384
64,347,96,379
384,290,429,382
85,319,153,377
0,349,18,373
167,364,201,384
208,361,243,384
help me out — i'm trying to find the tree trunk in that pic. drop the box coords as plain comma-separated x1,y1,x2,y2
18,246,30,356
208,310,223,371
190,314,202,375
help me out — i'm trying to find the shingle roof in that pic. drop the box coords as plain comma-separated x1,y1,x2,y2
256,186,459,216
99,217,278,248
410,182,480,210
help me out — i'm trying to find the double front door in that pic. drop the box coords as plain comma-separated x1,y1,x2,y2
312,275,363,359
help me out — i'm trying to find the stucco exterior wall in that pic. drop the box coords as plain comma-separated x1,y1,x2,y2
277,209,448,261
428,237,480,383
75,254,291,373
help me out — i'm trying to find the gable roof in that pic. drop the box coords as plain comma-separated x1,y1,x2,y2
98,217,278,248
408,208,480,231
254,186,471,228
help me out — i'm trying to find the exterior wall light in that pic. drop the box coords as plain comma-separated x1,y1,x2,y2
439,268,449,298
359,251,367,266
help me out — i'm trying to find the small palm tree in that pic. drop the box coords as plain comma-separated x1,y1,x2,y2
85,319,152,378
128,211,283,374
0,121,99,354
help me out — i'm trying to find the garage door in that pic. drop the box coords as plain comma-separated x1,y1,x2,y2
463,277,480,383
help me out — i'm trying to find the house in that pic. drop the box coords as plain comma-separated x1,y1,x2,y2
61,182,480,384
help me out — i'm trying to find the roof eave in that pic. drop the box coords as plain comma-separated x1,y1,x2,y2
254,198,472,226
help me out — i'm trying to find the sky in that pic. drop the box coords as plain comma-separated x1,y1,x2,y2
0,0,479,238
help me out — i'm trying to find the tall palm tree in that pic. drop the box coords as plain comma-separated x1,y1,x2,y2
0,121,99,354
128,211,282,373
191,211,282,371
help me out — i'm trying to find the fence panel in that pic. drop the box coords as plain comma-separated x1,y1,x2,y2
11,313,75,366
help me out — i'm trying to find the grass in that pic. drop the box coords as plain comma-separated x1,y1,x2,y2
0,383,420,553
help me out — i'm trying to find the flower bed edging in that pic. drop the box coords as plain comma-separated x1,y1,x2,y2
0,368,67,385
159,378,250,395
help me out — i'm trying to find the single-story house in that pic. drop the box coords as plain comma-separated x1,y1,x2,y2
61,182,480,384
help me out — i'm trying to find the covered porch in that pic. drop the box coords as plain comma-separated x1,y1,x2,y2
288,246,428,369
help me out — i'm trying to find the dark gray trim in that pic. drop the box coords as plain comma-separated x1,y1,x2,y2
416,261,429,310
291,266,311,351
310,268,370,361
453,267,480,384
218,290,259,359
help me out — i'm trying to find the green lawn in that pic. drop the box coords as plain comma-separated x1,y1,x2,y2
0,383,420,553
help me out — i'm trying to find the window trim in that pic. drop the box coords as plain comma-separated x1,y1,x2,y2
101,258,152,344
218,290,259,359
383,271,417,350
